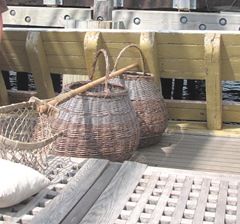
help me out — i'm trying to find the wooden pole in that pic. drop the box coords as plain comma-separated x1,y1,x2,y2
38,62,138,112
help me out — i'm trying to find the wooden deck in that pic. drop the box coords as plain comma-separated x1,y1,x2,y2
1,157,240,224
131,125,240,175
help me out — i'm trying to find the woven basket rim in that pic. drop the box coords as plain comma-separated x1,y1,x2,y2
120,71,154,78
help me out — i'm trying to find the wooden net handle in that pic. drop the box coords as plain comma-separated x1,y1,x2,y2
38,62,138,113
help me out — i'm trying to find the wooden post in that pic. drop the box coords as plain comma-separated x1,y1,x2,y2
139,32,162,88
26,31,55,99
204,33,222,130
93,0,113,21
84,31,104,80
0,71,9,105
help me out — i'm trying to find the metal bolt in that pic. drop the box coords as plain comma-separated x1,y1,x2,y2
219,18,227,26
180,16,188,24
133,17,141,25
25,16,31,23
64,15,71,20
199,24,207,30
97,16,104,21
10,10,16,16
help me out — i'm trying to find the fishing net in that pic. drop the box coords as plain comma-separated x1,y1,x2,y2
0,97,63,173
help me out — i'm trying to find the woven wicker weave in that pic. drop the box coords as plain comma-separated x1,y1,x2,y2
53,49,140,162
112,44,169,148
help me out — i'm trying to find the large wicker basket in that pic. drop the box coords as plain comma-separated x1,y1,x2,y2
112,44,169,148
52,49,140,162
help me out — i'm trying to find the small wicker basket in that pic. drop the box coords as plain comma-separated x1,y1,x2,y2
112,44,169,148
52,49,140,162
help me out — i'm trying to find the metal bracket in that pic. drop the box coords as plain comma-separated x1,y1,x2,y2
173,0,196,10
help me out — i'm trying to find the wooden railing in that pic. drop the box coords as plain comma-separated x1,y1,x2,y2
1,28,240,130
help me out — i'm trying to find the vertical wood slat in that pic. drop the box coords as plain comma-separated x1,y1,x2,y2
148,175,176,224
84,31,104,80
214,180,229,224
192,178,211,224
204,33,222,130
170,176,193,224
139,32,161,88
25,31,55,99
125,173,159,224
236,182,240,224
0,71,9,105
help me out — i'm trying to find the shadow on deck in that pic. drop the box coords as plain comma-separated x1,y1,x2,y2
131,126,240,175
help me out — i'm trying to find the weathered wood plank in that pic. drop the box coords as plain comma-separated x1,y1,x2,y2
214,180,228,223
0,39,30,70
30,159,110,224
134,133,240,173
84,31,103,80
80,161,147,224
166,99,207,121
236,182,240,224
140,32,161,87
44,42,85,56
159,59,205,79
50,68,88,77
170,176,193,223
157,44,204,59
221,60,240,81
0,71,9,105
156,33,204,45
101,32,141,44
222,34,240,45
47,55,86,69
41,31,86,42
2,30,29,41
157,133,240,151
125,173,159,224
223,102,240,123
148,175,176,223
144,146,240,162
62,162,121,224
192,178,211,223
222,45,240,60
204,33,222,130
26,31,55,99
167,100,240,123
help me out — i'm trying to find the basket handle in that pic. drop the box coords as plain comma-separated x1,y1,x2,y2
37,54,138,113
112,44,147,75
89,49,110,92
